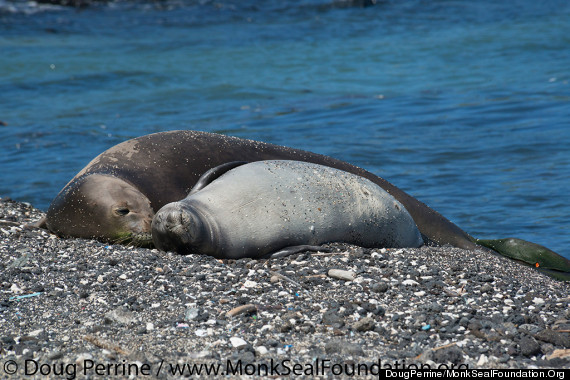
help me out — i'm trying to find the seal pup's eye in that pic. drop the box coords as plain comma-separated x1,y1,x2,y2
114,207,130,216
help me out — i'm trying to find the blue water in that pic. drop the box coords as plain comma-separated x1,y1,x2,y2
1,0,569,258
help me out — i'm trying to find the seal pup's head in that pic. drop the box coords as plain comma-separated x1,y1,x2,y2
151,201,217,256
46,174,154,246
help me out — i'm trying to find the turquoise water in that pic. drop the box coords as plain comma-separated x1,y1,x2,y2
1,0,569,258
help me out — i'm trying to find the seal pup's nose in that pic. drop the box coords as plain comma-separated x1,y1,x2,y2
152,202,208,255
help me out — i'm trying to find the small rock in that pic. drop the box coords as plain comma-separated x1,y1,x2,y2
230,337,248,348
325,340,342,355
185,307,200,321
234,351,255,364
8,254,29,269
507,344,519,356
10,284,23,294
533,297,545,305
519,324,542,335
374,306,386,316
547,349,570,360
76,353,93,367
507,314,525,326
242,280,258,288
476,354,488,366
105,307,136,325
48,352,64,360
28,329,44,337
226,304,257,318
371,282,389,293
428,302,443,313
265,339,279,347
328,269,356,281
432,346,463,365
520,336,541,357
534,329,570,348
322,309,344,327
343,343,365,357
353,317,375,332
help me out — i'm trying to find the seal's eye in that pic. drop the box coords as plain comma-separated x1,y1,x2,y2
114,207,130,216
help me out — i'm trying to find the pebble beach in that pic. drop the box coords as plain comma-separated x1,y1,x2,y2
1,197,569,378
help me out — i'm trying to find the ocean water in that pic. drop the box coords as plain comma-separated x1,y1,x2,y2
1,0,569,258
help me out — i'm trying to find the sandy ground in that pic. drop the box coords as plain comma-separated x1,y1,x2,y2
0,197,569,379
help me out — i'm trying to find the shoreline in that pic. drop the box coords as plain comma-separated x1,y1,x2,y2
1,197,569,378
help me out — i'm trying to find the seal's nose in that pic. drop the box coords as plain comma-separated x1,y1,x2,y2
151,202,205,254
165,208,193,244
151,203,184,252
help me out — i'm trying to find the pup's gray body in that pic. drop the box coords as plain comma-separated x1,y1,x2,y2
151,161,423,258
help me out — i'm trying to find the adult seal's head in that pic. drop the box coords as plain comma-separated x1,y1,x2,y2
45,174,154,246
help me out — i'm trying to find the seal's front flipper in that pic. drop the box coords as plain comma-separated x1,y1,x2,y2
263,245,332,259
25,216,47,230
189,161,249,195
475,237,570,279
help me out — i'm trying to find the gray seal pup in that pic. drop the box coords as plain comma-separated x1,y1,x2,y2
151,161,424,258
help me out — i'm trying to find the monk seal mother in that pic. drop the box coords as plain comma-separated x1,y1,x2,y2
151,160,424,258
39,130,570,277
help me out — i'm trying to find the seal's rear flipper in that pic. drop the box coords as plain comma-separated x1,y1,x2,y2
475,237,570,280
26,216,47,230
189,161,249,195
263,245,332,259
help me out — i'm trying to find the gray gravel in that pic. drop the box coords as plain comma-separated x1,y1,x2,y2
1,197,569,378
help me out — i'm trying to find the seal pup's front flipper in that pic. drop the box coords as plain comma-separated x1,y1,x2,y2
263,245,333,259
189,161,249,195
474,237,570,280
